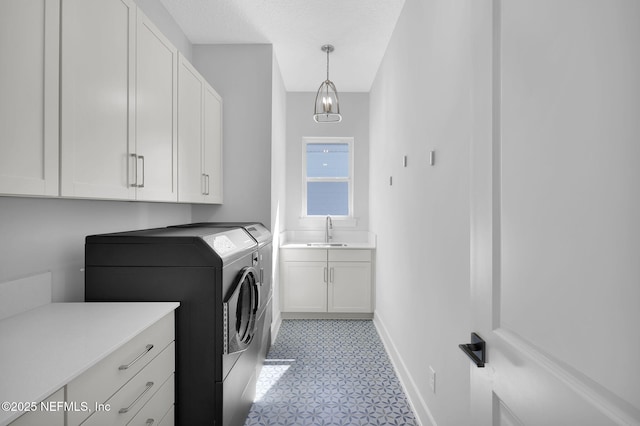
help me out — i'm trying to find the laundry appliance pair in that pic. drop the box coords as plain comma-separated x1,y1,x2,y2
85,222,272,426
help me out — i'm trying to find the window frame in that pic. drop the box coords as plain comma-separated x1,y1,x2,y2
301,137,354,219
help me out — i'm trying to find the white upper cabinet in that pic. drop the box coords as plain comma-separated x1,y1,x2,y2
0,0,59,197
178,54,223,204
203,85,223,204
60,0,136,200
135,11,178,202
177,56,205,203
2,0,220,203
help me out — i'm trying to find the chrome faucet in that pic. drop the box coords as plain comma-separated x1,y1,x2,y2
325,215,333,243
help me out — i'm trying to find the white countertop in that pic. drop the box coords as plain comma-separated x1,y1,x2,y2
280,242,376,249
0,302,179,425
279,230,376,249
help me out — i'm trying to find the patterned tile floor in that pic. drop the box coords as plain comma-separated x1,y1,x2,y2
244,320,418,426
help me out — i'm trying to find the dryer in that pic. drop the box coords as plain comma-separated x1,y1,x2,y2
171,222,273,367
85,226,260,426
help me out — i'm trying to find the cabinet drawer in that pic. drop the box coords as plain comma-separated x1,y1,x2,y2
67,312,174,426
158,406,174,426
328,249,371,262
80,341,175,426
9,388,64,426
280,248,326,262
125,374,174,426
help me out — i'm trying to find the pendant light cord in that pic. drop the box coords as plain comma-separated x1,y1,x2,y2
326,48,330,81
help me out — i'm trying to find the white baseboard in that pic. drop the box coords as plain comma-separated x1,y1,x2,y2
373,311,437,426
271,310,282,343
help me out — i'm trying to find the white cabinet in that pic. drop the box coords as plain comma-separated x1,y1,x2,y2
1,304,177,426
61,1,181,202
0,0,59,197
134,11,178,202
281,249,373,314
66,312,175,426
3,1,222,204
60,0,136,200
329,250,373,313
177,55,223,204
203,85,223,203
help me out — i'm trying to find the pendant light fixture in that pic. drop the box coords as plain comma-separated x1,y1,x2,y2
313,44,342,123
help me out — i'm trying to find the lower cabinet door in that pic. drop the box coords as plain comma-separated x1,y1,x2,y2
328,262,372,313
282,261,327,312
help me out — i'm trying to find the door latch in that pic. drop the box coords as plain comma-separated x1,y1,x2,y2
459,332,485,367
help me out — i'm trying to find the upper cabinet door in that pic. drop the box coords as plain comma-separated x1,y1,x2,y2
60,0,136,200
135,11,178,202
203,85,223,204
177,55,205,203
0,0,59,197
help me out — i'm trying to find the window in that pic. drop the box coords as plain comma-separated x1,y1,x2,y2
302,137,353,217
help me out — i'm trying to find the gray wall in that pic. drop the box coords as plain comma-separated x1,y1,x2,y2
285,92,370,232
0,197,191,302
270,53,287,318
191,45,273,228
369,0,471,424
134,0,193,61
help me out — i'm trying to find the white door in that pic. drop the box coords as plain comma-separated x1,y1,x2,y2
281,261,327,312
177,55,205,203
60,0,136,199
0,0,59,197
469,1,640,425
135,11,178,202
328,262,372,313
202,84,223,204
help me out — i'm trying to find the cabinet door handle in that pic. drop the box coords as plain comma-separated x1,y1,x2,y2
205,174,211,195
138,155,145,188
130,153,138,187
201,173,207,195
119,344,154,370
324,267,328,283
119,381,154,413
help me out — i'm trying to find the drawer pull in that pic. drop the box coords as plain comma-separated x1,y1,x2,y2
146,419,155,426
119,381,154,414
119,344,154,370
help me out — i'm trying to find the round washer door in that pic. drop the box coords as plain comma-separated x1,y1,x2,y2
224,266,259,354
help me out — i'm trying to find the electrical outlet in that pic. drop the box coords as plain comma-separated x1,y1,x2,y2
429,366,436,394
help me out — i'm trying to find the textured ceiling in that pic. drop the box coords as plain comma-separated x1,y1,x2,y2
158,0,406,92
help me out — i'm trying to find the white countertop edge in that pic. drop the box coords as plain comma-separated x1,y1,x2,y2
0,302,179,425
280,242,376,249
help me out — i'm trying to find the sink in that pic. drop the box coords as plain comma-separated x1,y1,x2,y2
306,242,347,247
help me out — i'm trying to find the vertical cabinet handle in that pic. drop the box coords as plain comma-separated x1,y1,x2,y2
202,173,211,195
129,154,145,188
205,174,211,195
130,153,138,187
138,155,145,188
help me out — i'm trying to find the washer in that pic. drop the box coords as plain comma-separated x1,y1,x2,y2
85,226,260,426
171,222,273,367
